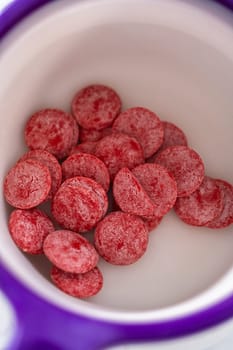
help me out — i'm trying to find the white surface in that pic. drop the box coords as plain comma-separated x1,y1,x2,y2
0,0,233,330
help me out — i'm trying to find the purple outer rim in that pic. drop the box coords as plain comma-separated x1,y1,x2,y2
0,0,233,349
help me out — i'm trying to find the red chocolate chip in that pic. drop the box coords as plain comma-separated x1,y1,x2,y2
69,141,98,156
155,145,205,197
94,211,149,265
9,208,54,254
51,266,103,298
25,108,79,159
79,128,103,142
79,127,113,142
113,107,164,158
161,121,187,148
4,159,51,209
62,153,110,192
149,121,188,161
44,230,99,273
143,215,163,232
52,177,108,232
113,167,156,217
205,179,233,228
174,177,224,226
72,84,121,130
20,149,62,199
95,133,144,179
132,163,177,218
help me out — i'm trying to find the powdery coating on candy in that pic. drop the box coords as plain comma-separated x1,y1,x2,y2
79,128,103,142
174,177,224,226
20,150,62,199
79,127,113,142
52,177,108,232
25,109,79,159
132,163,177,218
44,230,99,273
162,121,187,148
71,116,80,148
51,266,103,298
4,159,51,209
205,179,233,228
69,141,97,156
113,167,156,217
144,215,163,232
94,211,149,265
149,121,188,161
72,85,121,130
95,133,144,179
113,107,164,158
62,153,110,192
9,208,54,254
155,146,205,197
75,176,108,216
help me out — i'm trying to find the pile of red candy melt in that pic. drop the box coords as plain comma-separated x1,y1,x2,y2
4,84,233,298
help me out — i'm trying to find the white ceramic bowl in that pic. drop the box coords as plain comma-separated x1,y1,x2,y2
0,0,233,348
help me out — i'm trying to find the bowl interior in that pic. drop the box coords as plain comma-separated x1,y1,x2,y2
0,0,233,322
